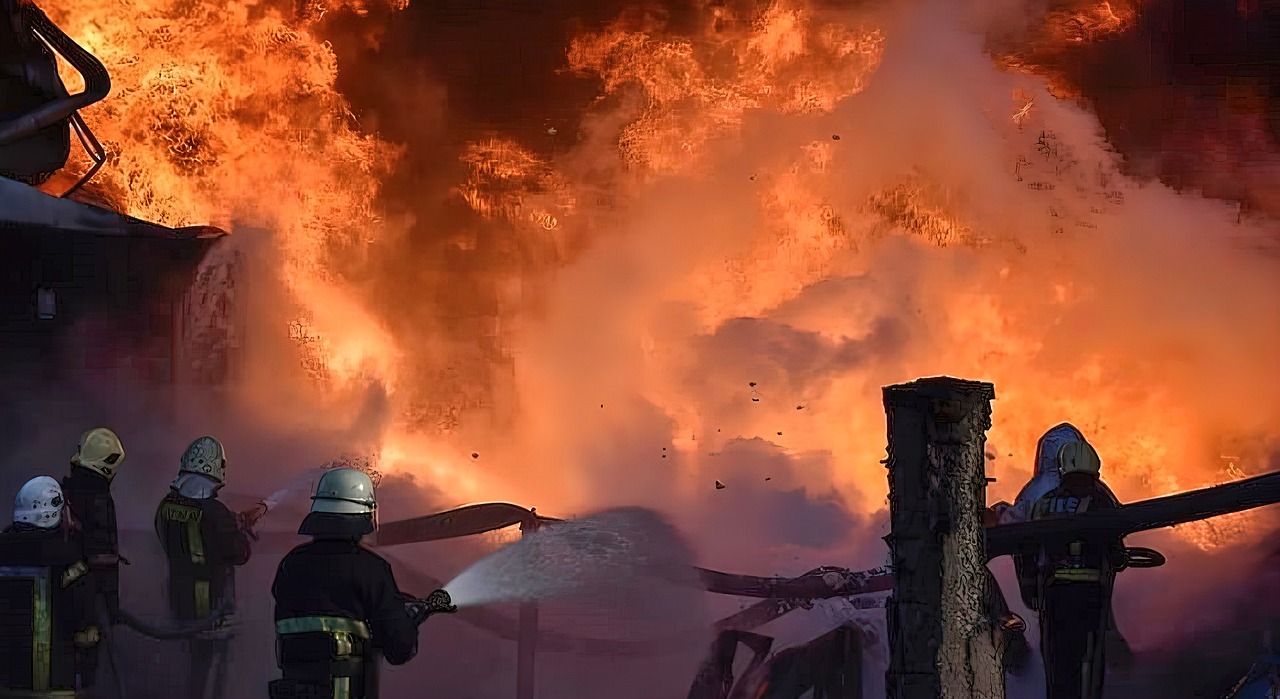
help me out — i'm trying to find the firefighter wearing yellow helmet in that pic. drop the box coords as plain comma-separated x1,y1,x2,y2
1026,438,1125,699
155,436,253,699
61,427,124,613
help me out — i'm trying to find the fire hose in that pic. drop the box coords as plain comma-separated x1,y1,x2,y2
114,604,234,640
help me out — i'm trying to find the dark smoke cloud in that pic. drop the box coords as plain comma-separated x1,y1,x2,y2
990,0,1280,214
693,438,860,555
694,316,909,393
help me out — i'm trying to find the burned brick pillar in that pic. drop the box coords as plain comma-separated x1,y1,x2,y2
883,377,1002,699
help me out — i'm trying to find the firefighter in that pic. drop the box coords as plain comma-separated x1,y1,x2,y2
154,436,254,699
61,427,124,618
999,423,1132,669
0,476,99,695
1025,439,1125,699
270,467,429,699
60,426,124,696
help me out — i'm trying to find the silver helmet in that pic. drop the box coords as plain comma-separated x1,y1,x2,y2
310,467,376,515
179,436,227,485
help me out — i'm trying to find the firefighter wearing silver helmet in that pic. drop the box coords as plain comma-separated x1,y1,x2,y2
270,467,444,699
0,476,99,694
155,436,253,699
1024,439,1126,699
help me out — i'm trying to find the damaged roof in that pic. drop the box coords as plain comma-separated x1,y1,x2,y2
0,176,226,240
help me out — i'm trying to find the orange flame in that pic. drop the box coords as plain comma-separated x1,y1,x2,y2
44,0,404,397
37,0,1280,557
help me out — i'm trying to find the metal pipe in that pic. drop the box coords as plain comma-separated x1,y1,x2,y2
0,2,111,146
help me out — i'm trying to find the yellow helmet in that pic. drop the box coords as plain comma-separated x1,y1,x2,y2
1057,439,1101,477
71,427,125,481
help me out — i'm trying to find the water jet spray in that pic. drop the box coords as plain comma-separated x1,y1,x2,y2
433,507,698,609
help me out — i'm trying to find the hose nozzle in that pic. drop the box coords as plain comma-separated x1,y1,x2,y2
406,589,457,626
425,589,458,614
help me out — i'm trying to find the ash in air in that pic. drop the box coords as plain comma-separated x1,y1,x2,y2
3,0,1280,696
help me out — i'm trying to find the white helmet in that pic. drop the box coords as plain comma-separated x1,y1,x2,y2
1058,440,1102,477
71,427,124,481
179,436,227,485
14,476,64,528
310,467,376,515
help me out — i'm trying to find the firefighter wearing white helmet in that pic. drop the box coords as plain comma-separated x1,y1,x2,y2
1,476,99,694
1024,438,1126,699
9,475,65,530
61,427,124,621
155,435,253,699
270,466,450,699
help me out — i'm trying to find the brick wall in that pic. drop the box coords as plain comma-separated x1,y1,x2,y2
0,226,210,386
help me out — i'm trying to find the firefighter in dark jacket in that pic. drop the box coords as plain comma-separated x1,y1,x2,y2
60,428,124,620
60,427,124,696
0,476,99,695
270,467,432,699
155,436,254,699
1021,439,1125,699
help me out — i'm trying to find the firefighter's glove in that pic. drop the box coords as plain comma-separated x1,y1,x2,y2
237,503,268,541
405,599,431,626
74,627,100,648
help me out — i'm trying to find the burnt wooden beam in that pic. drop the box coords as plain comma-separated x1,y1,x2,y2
697,565,894,599
374,502,560,546
884,377,1004,699
985,469,1280,559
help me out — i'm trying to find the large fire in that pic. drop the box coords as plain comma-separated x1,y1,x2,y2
37,0,1280,555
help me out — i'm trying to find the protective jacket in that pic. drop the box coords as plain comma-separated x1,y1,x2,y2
270,513,419,699
60,468,119,618
1025,473,1124,699
0,523,98,693
154,490,251,620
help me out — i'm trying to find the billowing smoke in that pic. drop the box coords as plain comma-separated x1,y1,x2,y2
6,0,1280,694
